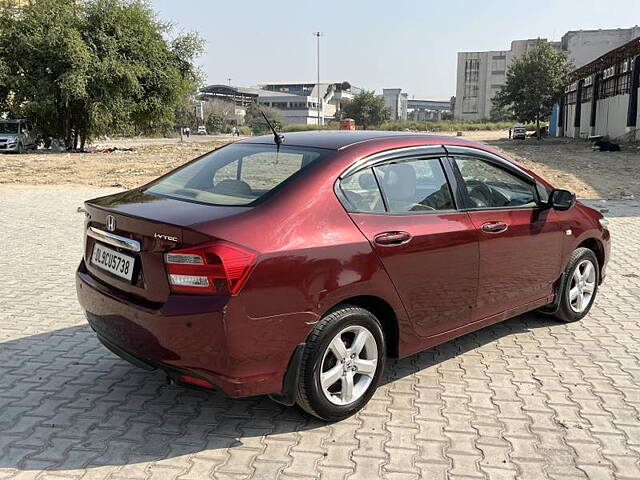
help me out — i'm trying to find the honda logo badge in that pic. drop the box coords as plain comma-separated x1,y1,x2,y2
106,215,116,232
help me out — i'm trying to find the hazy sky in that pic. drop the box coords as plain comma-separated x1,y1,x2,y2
151,0,640,100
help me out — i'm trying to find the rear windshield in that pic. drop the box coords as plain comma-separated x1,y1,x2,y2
146,143,331,206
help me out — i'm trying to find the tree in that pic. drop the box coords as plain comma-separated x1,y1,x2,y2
0,0,204,149
244,103,282,134
494,40,571,138
341,90,390,129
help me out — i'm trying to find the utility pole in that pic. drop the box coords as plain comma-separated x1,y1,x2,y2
312,31,323,126
227,78,232,86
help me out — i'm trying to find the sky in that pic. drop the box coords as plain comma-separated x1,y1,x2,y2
151,0,640,101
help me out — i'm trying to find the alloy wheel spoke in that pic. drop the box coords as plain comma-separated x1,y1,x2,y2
582,262,593,281
569,287,580,301
329,336,347,359
341,371,355,403
353,358,377,376
576,291,584,311
321,364,343,390
350,329,369,357
573,269,582,284
583,282,595,294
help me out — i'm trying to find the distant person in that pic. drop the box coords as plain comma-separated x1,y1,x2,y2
231,126,237,136
185,127,190,138
508,128,512,139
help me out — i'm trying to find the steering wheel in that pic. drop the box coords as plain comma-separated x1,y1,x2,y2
467,182,493,207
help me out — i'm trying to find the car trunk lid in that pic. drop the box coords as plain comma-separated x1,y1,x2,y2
83,189,250,304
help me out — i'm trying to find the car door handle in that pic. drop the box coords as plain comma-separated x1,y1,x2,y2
374,231,412,246
481,221,509,233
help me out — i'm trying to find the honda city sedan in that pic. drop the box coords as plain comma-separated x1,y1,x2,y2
76,131,610,421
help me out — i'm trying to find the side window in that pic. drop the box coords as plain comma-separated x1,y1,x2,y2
339,168,385,213
374,158,455,213
454,157,536,208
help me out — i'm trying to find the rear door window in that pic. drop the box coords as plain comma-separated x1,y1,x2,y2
146,144,331,206
374,158,455,213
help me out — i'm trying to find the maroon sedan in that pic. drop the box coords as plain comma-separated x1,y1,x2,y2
76,131,610,420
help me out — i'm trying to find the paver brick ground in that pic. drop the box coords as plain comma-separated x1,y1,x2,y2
1,185,639,479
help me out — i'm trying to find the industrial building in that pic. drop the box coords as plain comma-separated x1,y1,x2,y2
455,27,640,121
553,35,640,141
200,81,362,125
407,99,452,121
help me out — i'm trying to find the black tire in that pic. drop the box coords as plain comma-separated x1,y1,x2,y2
296,305,385,421
555,247,599,322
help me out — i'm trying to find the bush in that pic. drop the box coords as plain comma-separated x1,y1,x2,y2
280,123,336,132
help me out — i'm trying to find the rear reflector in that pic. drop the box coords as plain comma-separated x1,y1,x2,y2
179,374,214,389
165,241,257,295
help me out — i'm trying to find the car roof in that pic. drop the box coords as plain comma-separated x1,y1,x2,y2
239,130,480,151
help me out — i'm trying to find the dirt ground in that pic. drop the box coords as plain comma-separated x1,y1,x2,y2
0,131,638,199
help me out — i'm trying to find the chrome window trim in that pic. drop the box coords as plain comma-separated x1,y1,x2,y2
87,226,141,253
339,145,446,179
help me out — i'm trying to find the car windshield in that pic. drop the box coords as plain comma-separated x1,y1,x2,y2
0,123,19,134
146,143,331,206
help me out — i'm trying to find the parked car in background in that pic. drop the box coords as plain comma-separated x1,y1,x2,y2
512,124,527,140
0,119,37,153
197,125,207,135
76,131,610,421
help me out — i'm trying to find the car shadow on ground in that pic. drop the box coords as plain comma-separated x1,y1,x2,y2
0,311,562,472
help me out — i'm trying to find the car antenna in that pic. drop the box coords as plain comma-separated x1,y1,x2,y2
260,110,284,147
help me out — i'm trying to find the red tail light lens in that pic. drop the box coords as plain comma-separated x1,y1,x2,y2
165,241,257,295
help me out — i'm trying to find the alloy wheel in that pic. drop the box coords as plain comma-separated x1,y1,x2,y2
319,325,378,405
569,259,596,313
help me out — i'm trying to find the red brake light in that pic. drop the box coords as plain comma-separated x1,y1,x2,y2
165,241,257,295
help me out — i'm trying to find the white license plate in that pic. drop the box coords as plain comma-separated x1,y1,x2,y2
90,243,135,282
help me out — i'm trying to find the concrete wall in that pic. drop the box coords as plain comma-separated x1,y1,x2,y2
563,28,640,68
579,101,592,138
564,104,576,138
594,94,630,139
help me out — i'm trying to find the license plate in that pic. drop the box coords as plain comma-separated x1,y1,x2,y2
90,243,135,282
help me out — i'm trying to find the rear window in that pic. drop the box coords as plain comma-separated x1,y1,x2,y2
146,143,331,206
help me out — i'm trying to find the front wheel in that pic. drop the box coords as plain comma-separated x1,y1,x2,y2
296,305,385,421
555,247,599,322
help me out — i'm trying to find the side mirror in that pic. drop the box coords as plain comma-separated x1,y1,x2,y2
549,189,574,211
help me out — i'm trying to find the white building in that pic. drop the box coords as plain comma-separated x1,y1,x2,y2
200,82,362,126
382,89,408,120
455,27,640,121
258,81,362,125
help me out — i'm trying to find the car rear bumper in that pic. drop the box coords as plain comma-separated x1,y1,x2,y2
76,260,306,398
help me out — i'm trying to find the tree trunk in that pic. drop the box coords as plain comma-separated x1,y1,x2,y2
80,134,86,152
536,112,541,141
73,129,79,150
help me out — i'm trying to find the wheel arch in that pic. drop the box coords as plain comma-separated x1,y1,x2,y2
322,295,400,358
576,237,605,281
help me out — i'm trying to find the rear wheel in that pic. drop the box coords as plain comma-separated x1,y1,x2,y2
296,305,385,421
555,247,599,322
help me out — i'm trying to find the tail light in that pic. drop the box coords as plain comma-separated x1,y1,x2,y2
164,241,258,295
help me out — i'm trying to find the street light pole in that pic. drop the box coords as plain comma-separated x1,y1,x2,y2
313,31,323,126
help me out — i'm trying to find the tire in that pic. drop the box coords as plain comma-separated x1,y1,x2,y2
555,247,599,322
296,305,385,421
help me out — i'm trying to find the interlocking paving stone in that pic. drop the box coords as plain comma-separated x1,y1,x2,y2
1,185,639,479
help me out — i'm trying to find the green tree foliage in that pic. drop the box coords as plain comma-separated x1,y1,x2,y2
493,41,570,137
341,90,390,129
244,103,282,135
0,0,204,149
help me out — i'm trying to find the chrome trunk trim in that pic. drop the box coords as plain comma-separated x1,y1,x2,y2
87,226,141,252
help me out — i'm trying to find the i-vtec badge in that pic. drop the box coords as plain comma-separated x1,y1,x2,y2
154,233,178,242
